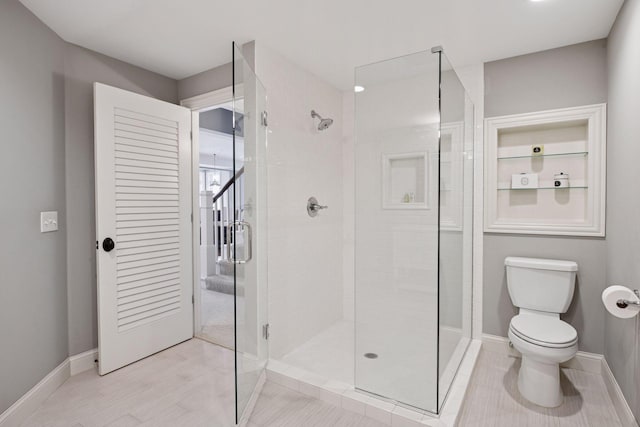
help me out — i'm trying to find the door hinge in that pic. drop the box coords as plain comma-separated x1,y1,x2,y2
191,212,193,223
262,323,270,340
261,111,268,127
192,294,194,304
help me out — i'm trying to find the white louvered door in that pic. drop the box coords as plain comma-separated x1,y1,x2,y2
94,83,193,375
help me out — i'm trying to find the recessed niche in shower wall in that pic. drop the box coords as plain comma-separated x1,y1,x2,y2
382,152,429,209
484,103,607,236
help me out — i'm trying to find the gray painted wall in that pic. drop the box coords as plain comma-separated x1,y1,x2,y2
178,62,232,101
0,0,68,413
483,39,608,354
484,39,608,117
64,44,178,355
177,42,255,101
604,0,640,420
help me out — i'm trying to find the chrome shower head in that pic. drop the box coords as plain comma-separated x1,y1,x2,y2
311,110,333,131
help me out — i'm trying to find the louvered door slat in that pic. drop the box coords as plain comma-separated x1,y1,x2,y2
117,213,179,222
117,290,182,314
117,255,180,273
116,265,180,286
115,137,178,154
118,247,179,262
118,286,181,305
117,235,179,247
116,172,179,183
117,274,180,292
115,116,178,134
115,144,178,159
118,303,181,331
116,164,178,177
115,157,179,171
114,108,178,128
114,130,179,148
116,201,179,209
117,243,181,257
115,122,178,140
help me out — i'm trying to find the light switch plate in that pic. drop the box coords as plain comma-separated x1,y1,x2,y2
41,211,58,233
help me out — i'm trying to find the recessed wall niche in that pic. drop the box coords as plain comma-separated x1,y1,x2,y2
484,104,606,236
382,152,429,209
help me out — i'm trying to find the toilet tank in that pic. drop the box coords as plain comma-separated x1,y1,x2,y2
505,257,578,313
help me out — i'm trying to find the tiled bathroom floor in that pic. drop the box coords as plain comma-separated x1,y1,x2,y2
247,382,387,427
18,340,624,427
199,287,235,349
457,348,623,427
19,339,387,427
21,339,236,427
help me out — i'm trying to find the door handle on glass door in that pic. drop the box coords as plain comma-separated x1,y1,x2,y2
226,221,252,264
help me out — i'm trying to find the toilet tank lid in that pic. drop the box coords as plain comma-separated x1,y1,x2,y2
504,257,578,272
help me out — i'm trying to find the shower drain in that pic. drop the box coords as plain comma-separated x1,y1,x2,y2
363,353,378,359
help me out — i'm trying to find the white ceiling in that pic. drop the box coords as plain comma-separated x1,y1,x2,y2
20,0,623,90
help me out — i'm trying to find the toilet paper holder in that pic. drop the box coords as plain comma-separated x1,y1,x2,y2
616,289,640,309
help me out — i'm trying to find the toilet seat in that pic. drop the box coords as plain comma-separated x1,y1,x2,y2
509,314,577,349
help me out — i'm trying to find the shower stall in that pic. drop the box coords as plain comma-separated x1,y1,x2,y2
268,46,475,416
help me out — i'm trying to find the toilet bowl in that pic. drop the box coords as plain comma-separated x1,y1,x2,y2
508,311,578,407
505,257,579,408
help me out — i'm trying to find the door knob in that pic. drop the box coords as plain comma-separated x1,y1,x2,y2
102,238,115,252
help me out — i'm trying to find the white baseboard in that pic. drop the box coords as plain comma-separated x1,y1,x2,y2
69,348,98,376
0,348,98,427
602,358,639,427
0,359,70,427
481,333,603,373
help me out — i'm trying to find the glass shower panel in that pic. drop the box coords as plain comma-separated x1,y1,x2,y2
354,50,441,412
437,52,474,409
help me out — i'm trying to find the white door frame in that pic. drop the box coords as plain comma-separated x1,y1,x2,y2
180,86,235,336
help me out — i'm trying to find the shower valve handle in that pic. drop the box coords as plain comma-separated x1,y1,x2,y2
307,197,328,217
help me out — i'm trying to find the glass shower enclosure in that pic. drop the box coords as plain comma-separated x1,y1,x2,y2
354,47,474,413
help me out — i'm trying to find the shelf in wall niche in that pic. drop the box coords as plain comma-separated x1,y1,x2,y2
497,151,588,160
497,186,588,191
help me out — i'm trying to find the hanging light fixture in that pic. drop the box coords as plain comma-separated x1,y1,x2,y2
210,154,221,191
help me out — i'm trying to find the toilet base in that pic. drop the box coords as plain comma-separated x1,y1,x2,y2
518,355,563,408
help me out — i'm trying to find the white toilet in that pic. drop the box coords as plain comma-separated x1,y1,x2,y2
505,257,578,408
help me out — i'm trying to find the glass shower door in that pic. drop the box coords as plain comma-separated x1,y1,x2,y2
232,42,269,424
